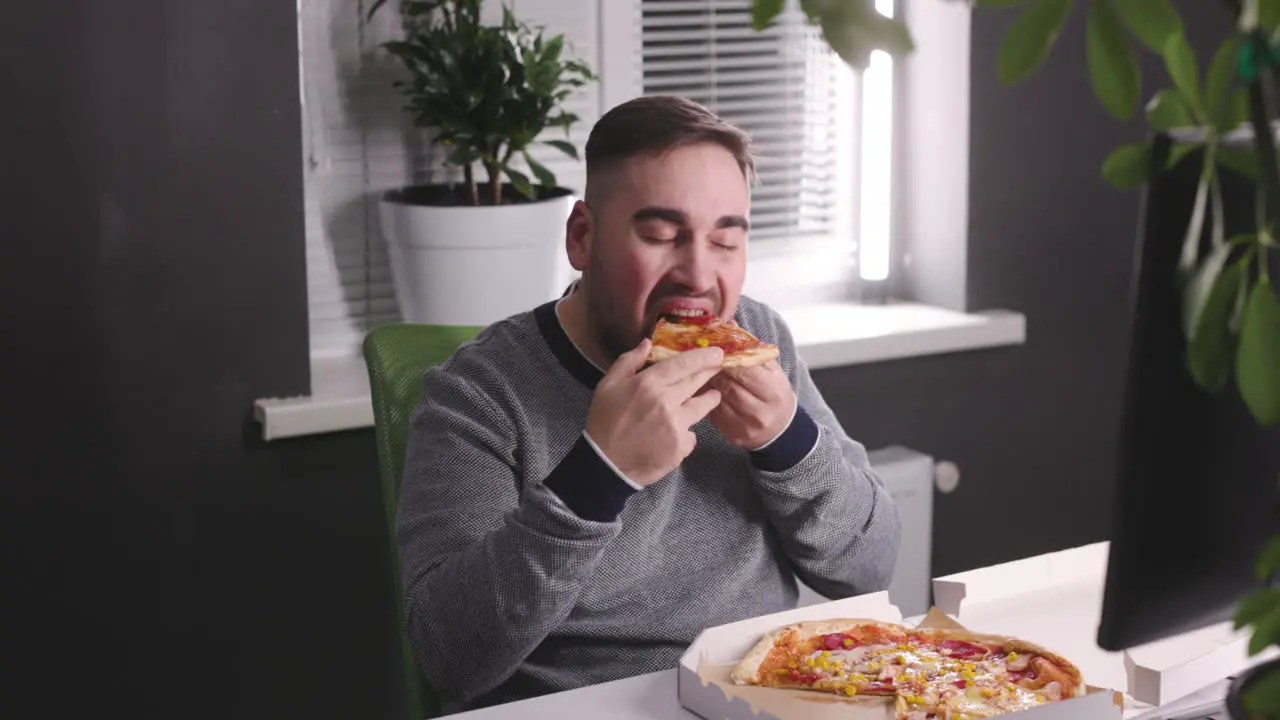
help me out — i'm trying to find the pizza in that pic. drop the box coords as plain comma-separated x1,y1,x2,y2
648,313,779,368
730,618,1086,719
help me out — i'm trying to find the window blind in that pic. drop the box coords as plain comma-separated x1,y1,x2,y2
298,0,600,357
639,0,857,245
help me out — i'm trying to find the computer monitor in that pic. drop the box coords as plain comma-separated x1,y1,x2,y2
1096,130,1280,652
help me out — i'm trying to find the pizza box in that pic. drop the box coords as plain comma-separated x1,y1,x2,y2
931,541,1276,709
676,590,1124,720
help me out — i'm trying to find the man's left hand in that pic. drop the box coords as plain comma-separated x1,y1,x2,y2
705,361,797,450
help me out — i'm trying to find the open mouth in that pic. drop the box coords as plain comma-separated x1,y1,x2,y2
660,307,714,324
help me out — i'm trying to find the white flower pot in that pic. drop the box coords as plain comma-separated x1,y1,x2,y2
377,185,578,326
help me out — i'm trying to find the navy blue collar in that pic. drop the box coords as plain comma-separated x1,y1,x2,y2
533,299,605,390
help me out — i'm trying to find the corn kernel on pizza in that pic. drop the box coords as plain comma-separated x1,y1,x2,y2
730,619,1086,719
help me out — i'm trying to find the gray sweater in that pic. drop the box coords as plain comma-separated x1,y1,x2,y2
397,295,902,712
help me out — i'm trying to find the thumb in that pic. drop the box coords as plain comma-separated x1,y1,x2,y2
604,338,652,382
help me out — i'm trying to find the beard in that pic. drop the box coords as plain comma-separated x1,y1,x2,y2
581,264,643,363
579,247,725,363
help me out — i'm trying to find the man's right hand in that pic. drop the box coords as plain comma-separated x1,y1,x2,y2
585,339,724,487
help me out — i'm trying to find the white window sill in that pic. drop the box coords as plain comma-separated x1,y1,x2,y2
253,301,1026,441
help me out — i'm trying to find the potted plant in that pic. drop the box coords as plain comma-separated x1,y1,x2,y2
368,0,597,326
749,0,1280,715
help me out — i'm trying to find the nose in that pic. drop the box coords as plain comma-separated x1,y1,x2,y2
667,238,717,294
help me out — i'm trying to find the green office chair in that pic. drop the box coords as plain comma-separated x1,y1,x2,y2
363,323,485,720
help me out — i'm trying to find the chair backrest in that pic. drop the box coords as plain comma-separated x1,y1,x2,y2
363,323,485,720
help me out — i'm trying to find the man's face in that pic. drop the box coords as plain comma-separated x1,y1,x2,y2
567,142,750,361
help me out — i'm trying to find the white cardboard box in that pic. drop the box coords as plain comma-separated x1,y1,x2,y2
676,590,1123,719
931,541,1268,708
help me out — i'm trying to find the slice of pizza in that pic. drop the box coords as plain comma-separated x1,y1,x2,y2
729,619,912,697
648,315,779,368
730,619,1089,720
906,628,1087,717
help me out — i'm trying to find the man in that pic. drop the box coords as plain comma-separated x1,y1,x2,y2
397,95,902,712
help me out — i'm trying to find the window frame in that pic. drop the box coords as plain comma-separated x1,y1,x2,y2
602,0,973,312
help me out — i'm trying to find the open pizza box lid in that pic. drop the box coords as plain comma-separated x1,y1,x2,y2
676,590,1123,720
931,541,1274,709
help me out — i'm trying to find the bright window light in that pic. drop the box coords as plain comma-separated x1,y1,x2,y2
859,0,895,282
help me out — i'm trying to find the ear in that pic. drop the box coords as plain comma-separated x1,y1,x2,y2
565,200,592,272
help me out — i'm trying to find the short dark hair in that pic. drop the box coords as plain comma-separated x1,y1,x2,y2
583,95,756,200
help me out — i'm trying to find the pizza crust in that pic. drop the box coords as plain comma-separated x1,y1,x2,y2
729,618,906,685
720,345,779,368
646,342,779,368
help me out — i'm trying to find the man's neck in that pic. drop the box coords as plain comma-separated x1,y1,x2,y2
555,289,615,372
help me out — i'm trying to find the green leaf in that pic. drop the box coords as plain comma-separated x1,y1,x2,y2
1101,141,1151,188
1236,276,1280,426
1206,38,1243,132
1218,146,1261,180
1228,88,1252,130
522,151,557,188
1167,141,1200,170
998,0,1075,86
1163,32,1204,119
1145,89,1192,131
1187,248,1244,392
1249,604,1280,656
445,144,480,166
1260,0,1280,31
505,167,535,200
817,5,915,70
1086,0,1140,119
1243,667,1280,717
975,0,1033,5
1186,238,1245,337
1235,588,1280,629
542,139,579,160
1257,535,1280,582
1111,0,1183,53
751,0,786,30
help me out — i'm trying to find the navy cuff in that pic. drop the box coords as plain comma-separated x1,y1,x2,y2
543,435,638,522
748,405,820,472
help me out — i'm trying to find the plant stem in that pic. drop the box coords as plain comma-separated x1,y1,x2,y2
1245,30,1280,234
464,163,477,206
484,160,501,206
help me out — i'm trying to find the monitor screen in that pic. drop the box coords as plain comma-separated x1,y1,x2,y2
1096,131,1280,652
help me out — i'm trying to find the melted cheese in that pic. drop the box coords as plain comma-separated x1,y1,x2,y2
778,636,1072,719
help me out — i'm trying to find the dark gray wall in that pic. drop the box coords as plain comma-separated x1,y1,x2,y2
0,1,1235,719
833,1,1236,574
3,2,397,718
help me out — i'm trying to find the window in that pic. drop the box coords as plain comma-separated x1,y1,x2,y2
640,0,857,249
296,0,958,359
630,0,898,305
297,0,600,358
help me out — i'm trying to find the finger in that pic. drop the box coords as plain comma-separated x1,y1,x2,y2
724,364,782,403
603,338,652,383
669,365,724,401
678,387,722,426
646,346,725,384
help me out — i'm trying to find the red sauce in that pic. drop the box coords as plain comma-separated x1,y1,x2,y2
939,639,988,659
1008,668,1037,683
788,669,821,685
821,633,857,651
